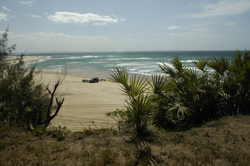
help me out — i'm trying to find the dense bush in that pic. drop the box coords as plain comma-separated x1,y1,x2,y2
0,29,65,129
108,50,250,132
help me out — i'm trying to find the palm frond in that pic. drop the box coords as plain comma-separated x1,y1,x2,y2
171,57,186,74
207,56,230,76
109,68,149,98
109,68,131,95
149,74,174,95
168,103,192,121
193,57,210,72
126,94,152,136
158,63,177,78
129,74,149,97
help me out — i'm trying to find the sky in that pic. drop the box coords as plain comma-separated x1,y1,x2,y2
0,0,250,53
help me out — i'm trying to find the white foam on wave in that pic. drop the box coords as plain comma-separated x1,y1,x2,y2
89,62,105,64
68,62,82,64
107,58,121,61
37,59,49,63
121,57,151,60
53,56,82,60
116,62,145,67
107,57,151,61
106,55,115,57
67,56,83,59
181,60,198,63
82,55,100,58
51,55,100,60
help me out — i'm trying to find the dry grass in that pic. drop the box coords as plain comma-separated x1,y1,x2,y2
1,115,250,165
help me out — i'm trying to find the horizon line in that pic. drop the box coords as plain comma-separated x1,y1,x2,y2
10,49,240,55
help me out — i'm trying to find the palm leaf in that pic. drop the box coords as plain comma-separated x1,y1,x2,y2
129,74,149,97
207,56,230,77
126,94,152,135
109,68,148,97
149,74,174,95
170,57,187,74
192,57,210,72
168,103,192,121
109,68,131,95
158,63,177,78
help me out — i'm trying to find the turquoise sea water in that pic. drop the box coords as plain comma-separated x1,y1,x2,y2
22,51,234,78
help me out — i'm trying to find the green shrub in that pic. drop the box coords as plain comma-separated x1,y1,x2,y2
0,29,66,130
34,125,47,139
48,126,66,141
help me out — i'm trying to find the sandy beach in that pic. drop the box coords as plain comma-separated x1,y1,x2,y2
41,72,126,131
9,56,126,131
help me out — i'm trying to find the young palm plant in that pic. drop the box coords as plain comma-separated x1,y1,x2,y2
149,74,175,129
158,57,220,128
207,56,230,81
225,50,250,115
109,68,152,143
126,94,152,142
207,55,239,115
158,58,194,127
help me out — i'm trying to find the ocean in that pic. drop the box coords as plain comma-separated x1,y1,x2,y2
22,51,234,78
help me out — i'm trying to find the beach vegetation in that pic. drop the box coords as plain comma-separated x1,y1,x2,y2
105,108,127,132
109,68,155,150
108,49,250,132
0,29,65,130
159,49,250,129
110,68,149,97
106,49,250,165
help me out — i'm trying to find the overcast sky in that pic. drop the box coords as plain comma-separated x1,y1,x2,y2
1,0,250,53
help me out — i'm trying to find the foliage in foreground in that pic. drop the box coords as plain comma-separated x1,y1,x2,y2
0,29,66,129
107,50,250,134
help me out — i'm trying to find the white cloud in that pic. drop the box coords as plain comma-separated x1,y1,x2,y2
31,15,40,18
185,0,250,18
19,1,34,7
47,12,120,25
167,26,180,30
3,6,11,11
0,13,8,21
